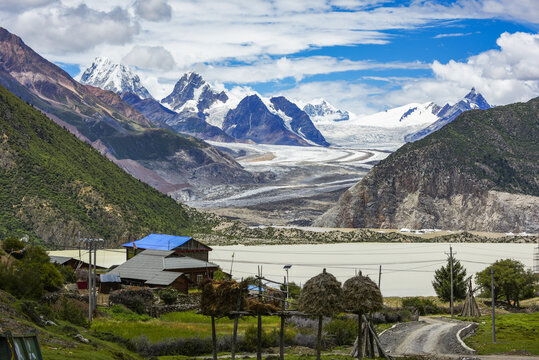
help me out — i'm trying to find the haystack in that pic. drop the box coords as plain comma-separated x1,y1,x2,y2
343,273,383,314
460,279,481,317
298,269,343,316
200,279,248,318
298,269,343,360
343,273,383,360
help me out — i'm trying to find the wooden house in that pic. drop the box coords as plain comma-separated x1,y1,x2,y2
107,249,219,293
122,234,212,262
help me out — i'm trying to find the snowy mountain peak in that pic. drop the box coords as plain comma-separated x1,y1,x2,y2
463,87,490,109
303,99,349,122
80,57,152,99
405,88,491,142
161,72,228,113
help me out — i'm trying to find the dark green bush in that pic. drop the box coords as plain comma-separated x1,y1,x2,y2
56,265,77,284
402,297,441,315
2,237,25,253
109,288,155,314
54,296,88,327
324,317,357,346
158,287,178,305
240,325,278,352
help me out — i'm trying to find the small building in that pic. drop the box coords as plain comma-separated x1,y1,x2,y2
122,234,212,262
49,255,106,270
107,249,219,293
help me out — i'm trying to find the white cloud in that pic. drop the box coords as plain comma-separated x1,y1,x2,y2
1,3,139,54
367,32,539,108
122,45,176,71
433,32,473,38
200,57,428,84
0,0,58,12
134,0,171,22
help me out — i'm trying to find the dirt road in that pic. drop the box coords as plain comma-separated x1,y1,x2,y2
379,317,476,357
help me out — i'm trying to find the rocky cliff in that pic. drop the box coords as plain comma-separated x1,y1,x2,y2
315,97,539,232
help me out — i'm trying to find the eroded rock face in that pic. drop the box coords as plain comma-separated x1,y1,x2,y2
315,97,539,232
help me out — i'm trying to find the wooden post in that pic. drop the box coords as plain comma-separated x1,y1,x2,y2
357,312,363,360
491,268,496,343
280,276,286,360
211,315,217,360
368,314,375,358
88,242,92,322
231,279,242,360
257,269,262,360
317,315,322,360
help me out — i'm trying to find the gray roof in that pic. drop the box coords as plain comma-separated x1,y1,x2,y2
146,272,183,286
108,249,218,285
49,255,73,265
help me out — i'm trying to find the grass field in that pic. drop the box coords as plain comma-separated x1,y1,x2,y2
461,312,539,355
91,310,281,343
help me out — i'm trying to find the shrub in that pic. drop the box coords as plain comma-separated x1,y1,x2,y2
18,300,43,325
53,296,88,327
109,288,155,314
402,297,441,315
57,265,77,284
2,237,25,253
324,317,357,346
240,325,278,352
158,287,178,305
40,263,63,291
295,333,317,348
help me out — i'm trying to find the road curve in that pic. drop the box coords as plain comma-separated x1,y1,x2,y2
379,317,476,357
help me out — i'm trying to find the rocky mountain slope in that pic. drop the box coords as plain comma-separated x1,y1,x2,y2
222,94,310,146
405,88,491,142
0,84,211,246
270,96,329,146
315,97,539,232
80,56,152,99
121,92,234,142
0,27,255,195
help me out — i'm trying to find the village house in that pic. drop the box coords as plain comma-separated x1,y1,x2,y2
105,234,219,292
107,249,219,292
122,233,212,262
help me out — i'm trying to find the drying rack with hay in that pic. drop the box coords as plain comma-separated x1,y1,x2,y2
344,272,392,360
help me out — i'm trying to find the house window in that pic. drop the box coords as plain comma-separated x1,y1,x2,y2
196,274,203,284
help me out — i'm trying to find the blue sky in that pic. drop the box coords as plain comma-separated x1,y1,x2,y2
1,0,538,115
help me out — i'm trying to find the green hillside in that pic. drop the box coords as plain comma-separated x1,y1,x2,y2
0,85,209,246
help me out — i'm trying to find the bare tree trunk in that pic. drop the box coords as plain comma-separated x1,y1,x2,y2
317,315,323,360
211,316,217,360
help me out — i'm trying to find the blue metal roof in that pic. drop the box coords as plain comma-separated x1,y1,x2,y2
122,234,192,251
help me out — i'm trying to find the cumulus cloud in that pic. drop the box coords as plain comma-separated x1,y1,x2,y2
2,3,139,54
134,0,171,22
369,32,539,108
123,45,176,71
0,0,58,12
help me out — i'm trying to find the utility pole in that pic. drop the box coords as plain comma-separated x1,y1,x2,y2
378,265,382,289
449,245,454,317
284,265,292,308
79,237,104,322
491,268,496,343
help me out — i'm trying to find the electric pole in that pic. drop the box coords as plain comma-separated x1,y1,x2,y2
378,265,382,289
79,237,104,322
491,268,496,343
450,245,454,317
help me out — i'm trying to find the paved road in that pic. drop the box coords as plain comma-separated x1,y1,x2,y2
379,317,476,357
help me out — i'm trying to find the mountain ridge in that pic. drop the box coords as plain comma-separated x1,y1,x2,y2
315,97,539,232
